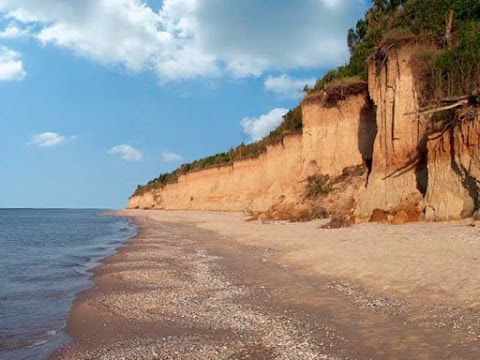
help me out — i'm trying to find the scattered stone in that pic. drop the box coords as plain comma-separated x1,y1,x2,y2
370,208,388,222
321,213,353,229
392,210,409,225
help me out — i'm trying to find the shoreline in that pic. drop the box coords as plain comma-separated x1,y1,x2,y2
51,210,480,359
49,215,144,358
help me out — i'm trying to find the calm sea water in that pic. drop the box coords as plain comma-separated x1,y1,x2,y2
0,209,137,360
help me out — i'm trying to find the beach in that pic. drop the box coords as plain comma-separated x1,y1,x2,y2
52,210,480,359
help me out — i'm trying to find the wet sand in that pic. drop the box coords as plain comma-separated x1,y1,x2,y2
51,210,480,359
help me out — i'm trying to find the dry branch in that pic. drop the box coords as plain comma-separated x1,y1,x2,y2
404,99,469,116
440,95,470,102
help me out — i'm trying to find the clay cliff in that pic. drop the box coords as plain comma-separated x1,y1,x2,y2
357,46,428,220
128,43,480,224
425,113,480,221
128,93,377,218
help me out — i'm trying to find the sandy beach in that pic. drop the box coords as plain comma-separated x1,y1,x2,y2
51,210,480,359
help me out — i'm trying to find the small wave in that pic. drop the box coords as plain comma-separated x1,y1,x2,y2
72,268,88,277
108,239,123,245
65,254,91,262
27,330,59,348
32,340,48,347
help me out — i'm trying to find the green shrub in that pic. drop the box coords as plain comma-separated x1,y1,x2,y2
305,175,333,199
311,0,480,98
433,21,480,98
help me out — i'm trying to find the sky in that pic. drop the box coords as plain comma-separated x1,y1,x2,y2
0,0,368,209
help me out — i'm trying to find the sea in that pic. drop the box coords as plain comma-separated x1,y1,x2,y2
0,209,137,360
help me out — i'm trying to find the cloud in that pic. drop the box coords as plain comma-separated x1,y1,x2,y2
0,0,366,80
240,108,289,142
322,0,343,9
0,46,26,81
162,151,183,162
192,0,361,77
0,22,30,39
264,74,316,99
29,132,66,147
108,144,143,161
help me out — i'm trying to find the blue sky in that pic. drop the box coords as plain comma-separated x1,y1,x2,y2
0,0,368,209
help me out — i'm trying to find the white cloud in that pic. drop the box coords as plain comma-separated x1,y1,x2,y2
264,74,316,99
0,0,366,80
29,132,66,147
0,46,26,81
162,151,182,162
108,144,143,161
240,108,289,142
322,0,343,9
192,0,360,77
0,23,30,39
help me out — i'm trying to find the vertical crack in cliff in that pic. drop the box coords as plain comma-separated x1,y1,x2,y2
451,125,480,215
383,57,389,173
415,134,429,197
391,53,401,156
361,100,377,184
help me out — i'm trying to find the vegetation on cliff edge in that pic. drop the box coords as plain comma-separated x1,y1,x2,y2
133,106,302,196
309,0,480,101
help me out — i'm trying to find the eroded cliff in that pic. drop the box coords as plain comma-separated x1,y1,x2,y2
128,93,377,217
425,114,480,221
357,45,427,219
128,134,304,212
129,43,480,224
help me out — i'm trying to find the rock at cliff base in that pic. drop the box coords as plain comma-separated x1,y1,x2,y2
370,209,388,223
321,213,354,229
391,211,409,225
245,213,261,222
474,211,480,221
391,201,423,223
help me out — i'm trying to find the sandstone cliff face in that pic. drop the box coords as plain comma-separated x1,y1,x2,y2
129,134,303,212
358,46,427,218
128,94,376,213
425,115,480,220
129,135,304,212
301,95,376,178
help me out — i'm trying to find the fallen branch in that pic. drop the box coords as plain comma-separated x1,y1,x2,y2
417,100,468,115
440,95,470,102
404,99,469,116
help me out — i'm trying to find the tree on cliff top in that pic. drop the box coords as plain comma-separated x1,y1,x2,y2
312,0,480,97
